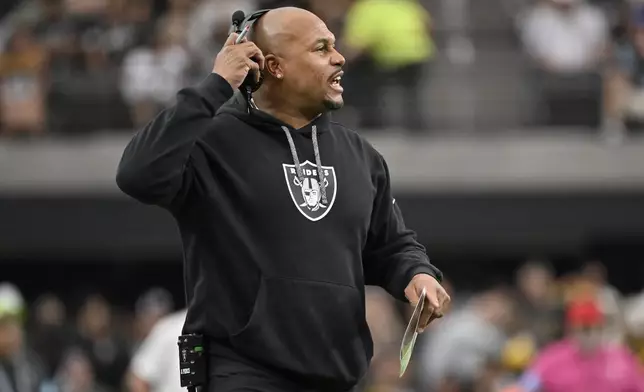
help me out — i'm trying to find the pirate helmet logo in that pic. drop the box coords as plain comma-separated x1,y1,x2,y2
294,176,329,212
283,160,337,221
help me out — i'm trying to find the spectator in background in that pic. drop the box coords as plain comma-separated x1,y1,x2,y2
501,332,539,386
31,0,78,77
364,349,413,392
342,0,435,132
511,299,644,392
75,294,130,391
120,16,190,127
513,260,563,349
126,309,187,392
521,0,607,76
419,288,514,391
63,0,109,67
22,0,134,134
359,288,418,392
28,294,75,379
155,0,193,48
27,0,86,134
53,349,111,392
605,3,644,137
365,287,404,361
0,282,46,392
89,0,154,68
0,24,48,137
520,0,608,128
185,0,256,79
498,262,561,388
580,260,625,345
624,287,644,363
131,288,173,352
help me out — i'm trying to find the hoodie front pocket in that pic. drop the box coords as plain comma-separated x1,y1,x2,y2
229,276,371,386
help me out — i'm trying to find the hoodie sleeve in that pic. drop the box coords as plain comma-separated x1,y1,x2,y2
363,153,442,302
116,73,234,208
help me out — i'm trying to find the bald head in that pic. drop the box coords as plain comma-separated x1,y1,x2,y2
249,7,345,119
253,7,325,55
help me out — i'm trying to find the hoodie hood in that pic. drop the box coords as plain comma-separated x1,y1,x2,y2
216,90,331,204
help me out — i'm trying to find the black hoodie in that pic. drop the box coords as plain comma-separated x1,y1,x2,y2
116,74,442,391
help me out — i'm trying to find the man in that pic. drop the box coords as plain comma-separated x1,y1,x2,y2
521,0,607,74
605,3,644,136
342,0,435,131
420,288,513,391
0,283,46,392
127,309,188,392
116,7,449,392
131,288,175,352
508,299,644,392
520,0,608,128
514,260,563,348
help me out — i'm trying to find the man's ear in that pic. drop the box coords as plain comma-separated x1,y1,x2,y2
264,54,283,79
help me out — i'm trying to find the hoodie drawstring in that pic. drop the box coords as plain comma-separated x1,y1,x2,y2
281,125,328,204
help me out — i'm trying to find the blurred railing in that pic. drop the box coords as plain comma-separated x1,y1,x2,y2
2,132,644,194
2,131,644,269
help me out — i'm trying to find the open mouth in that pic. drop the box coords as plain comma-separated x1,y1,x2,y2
329,71,343,91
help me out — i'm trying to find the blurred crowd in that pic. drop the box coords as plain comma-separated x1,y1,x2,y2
366,259,644,392
0,0,433,137
521,0,644,141
2,258,644,392
3,0,644,137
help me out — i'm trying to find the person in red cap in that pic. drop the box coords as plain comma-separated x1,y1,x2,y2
505,298,644,392
566,298,605,351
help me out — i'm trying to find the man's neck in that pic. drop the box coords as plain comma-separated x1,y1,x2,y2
253,90,320,129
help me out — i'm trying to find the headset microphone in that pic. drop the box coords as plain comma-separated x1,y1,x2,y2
231,10,245,34
229,9,271,105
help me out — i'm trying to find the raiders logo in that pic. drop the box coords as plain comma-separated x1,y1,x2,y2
282,160,337,222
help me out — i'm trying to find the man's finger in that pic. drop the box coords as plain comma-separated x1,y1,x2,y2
427,292,440,310
246,59,260,72
419,304,446,333
242,44,265,68
425,312,442,328
253,51,265,70
441,293,451,307
436,289,450,309
231,42,265,70
245,59,261,82
404,287,420,307
417,306,434,332
224,33,239,47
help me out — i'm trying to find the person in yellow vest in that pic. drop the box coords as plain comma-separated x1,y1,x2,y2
342,0,435,132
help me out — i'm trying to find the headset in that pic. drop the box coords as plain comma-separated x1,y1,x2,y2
230,9,271,99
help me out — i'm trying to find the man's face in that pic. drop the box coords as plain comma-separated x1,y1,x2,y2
572,325,603,352
280,19,346,112
519,267,552,304
0,317,23,357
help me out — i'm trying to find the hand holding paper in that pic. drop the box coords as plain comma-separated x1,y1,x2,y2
399,274,451,377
